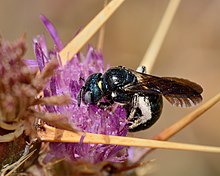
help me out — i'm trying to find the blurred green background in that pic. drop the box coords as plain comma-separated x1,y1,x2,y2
0,0,220,175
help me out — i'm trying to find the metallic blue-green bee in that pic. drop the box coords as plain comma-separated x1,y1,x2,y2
78,66,203,132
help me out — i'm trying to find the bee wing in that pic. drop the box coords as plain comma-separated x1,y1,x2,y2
124,83,160,95
160,77,203,107
126,69,203,107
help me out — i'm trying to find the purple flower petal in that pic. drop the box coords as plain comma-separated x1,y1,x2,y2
40,15,63,51
33,35,53,69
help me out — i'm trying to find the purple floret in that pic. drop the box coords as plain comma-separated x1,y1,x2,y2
40,15,63,50
32,15,129,164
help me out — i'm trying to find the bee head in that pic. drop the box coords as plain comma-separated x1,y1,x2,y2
78,73,103,106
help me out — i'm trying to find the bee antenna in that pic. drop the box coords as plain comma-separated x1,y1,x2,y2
79,76,85,82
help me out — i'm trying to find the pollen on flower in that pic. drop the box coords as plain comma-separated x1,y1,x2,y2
33,15,129,164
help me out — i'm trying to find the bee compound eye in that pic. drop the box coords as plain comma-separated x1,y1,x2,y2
84,91,92,104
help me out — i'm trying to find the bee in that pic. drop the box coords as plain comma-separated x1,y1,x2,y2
78,66,203,132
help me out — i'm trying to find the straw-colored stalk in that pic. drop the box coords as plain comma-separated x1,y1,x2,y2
1,149,37,176
136,92,220,162
38,124,220,154
154,92,220,141
59,0,125,64
97,0,108,51
139,0,181,73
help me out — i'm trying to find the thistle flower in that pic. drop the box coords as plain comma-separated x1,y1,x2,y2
0,37,54,141
0,37,73,173
33,15,129,164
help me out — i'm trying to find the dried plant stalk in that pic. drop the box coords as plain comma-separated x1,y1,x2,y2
1,149,37,176
154,92,220,141
139,0,181,73
38,125,220,153
97,0,108,51
59,0,125,64
136,92,220,162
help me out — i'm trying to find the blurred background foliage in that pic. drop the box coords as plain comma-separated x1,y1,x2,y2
0,0,220,175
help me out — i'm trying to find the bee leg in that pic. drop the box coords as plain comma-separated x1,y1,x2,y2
128,115,146,131
127,107,136,121
128,94,156,132
97,99,114,109
127,93,139,121
118,65,126,69
136,66,146,73
97,102,111,109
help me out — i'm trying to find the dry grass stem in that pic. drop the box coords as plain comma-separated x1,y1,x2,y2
38,125,220,154
154,92,220,141
97,0,108,51
139,0,181,73
136,92,220,162
3,149,37,176
59,0,125,64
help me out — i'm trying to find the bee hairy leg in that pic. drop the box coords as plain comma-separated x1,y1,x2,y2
127,93,139,121
97,101,114,109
